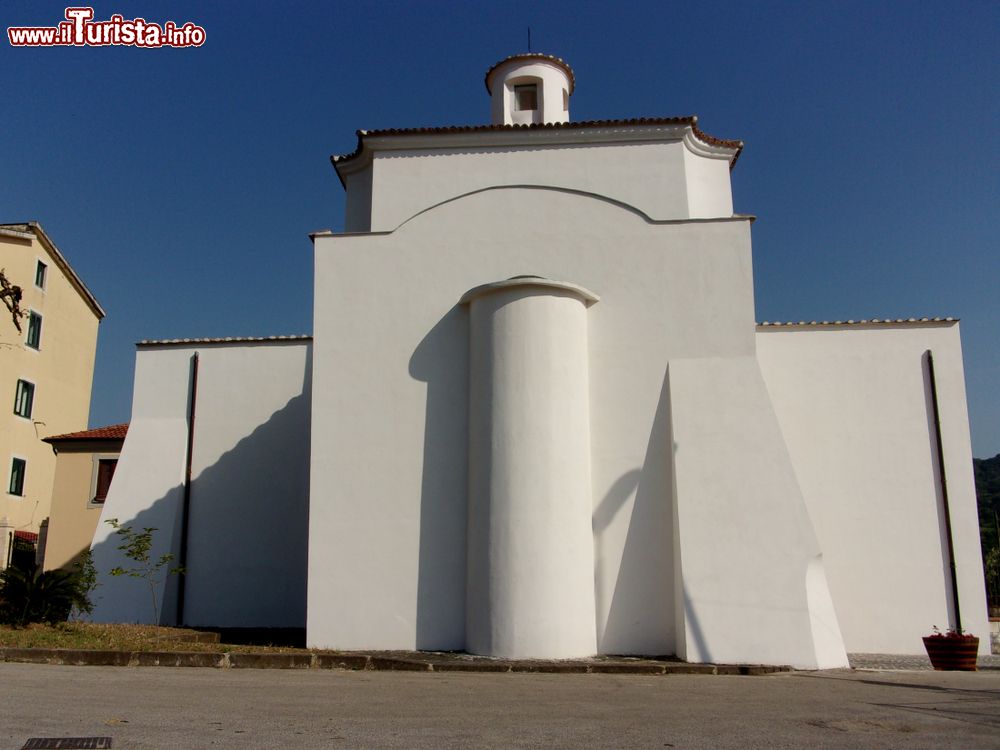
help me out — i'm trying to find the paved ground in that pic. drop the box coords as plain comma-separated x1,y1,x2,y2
4,662,1000,749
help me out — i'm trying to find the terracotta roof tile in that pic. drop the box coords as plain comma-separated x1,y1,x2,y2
484,53,576,94
757,317,958,328
136,334,312,347
44,423,129,442
331,117,744,175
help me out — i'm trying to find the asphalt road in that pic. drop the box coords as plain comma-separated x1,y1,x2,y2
3,664,999,749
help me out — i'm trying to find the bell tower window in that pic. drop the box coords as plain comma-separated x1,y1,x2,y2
514,84,538,111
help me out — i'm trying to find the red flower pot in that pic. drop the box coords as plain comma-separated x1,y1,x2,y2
922,635,979,671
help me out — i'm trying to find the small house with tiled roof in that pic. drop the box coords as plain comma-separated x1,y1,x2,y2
90,54,988,667
41,423,127,571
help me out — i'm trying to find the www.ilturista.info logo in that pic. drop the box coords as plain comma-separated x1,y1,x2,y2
8,7,206,48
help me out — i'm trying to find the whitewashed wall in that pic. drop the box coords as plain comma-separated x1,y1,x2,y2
668,355,848,668
339,133,737,233
310,184,756,654
91,340,311,627
757,323,989,654
368,142,690,232
682,144,735,219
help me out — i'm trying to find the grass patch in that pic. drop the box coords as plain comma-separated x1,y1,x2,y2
0,623,315,653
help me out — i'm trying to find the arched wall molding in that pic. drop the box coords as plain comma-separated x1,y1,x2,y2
392,184,657,232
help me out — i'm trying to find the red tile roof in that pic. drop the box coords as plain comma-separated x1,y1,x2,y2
331,117,744,185
137,335,311,347
485,53,576,94
44,423,129,442
757,317,958,328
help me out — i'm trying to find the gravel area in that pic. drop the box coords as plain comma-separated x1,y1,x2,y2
849,652,1000,670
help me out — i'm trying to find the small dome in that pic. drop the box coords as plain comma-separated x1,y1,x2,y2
485,53,574,126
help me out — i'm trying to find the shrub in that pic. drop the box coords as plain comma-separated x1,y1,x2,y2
0,561,92,626
68,549,100,620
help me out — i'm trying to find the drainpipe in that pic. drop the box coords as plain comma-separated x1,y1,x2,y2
926,349,961,632
176,352,199,626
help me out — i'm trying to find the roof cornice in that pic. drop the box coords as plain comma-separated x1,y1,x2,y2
331,117,743,187
0,221,105,319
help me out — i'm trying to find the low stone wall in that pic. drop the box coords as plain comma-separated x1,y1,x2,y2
0,648,788,674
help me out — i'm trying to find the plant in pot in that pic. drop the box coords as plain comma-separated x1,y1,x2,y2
923,626,979,671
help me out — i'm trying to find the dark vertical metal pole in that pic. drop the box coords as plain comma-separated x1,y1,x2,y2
177,352,199,626
927,349,962,632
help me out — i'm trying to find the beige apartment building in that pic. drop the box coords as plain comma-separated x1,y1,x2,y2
1,222,104,569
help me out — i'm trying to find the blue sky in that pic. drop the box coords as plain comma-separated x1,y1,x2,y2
2,0,998,456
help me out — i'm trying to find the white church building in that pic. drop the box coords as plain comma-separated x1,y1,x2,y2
91,54,988,668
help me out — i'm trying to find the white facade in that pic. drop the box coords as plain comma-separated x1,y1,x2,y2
756,322,985,654
95,54,988,665
91,338,311,628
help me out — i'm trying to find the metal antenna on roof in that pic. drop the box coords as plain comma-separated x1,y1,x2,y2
527,26,532,52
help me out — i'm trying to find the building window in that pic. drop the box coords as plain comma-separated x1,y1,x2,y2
9,457,26,496
514,84,538,111
35,260,47,289
563,88,569,111
13,379,34,418
26,311,42,350
92,458,118,505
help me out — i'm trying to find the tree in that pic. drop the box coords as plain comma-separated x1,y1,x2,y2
974,455,1000,612
985,547,1000,613
106,518,184,624
0,268,25,332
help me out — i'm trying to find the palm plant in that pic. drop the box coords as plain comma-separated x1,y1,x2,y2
0,561,88,626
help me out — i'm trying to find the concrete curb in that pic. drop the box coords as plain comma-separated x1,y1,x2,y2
0,647,789,675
